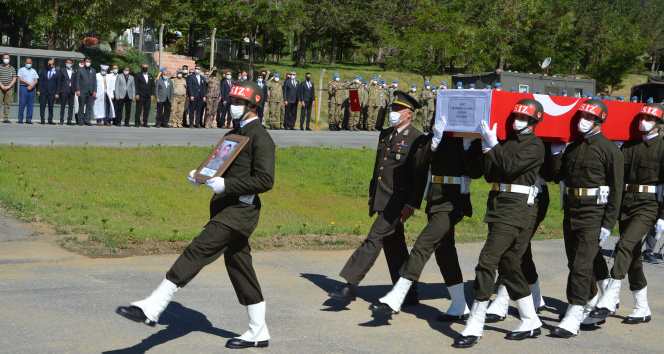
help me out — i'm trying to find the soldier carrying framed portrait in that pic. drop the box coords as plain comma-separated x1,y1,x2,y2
194,134,250,182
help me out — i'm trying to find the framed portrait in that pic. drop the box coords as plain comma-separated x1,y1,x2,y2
194,134,250,183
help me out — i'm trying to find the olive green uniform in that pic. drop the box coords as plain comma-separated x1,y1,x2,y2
348,83,362,129
205,76,221,129
399,135,483,284
166,119,276,305
341,82,350,128
421,88,435,130
326,80,342,127
473,134,544,301
551,132,623,306
366,84,382,129
171,77,187,128
339,124,428,289
611,137,664,290
267,81,284,129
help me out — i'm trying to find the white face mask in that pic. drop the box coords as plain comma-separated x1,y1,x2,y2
124,71,130,76
274,77,280,82
101,71,107,76
230,105,246,120
426,86,431,90
640,120,656,134
578,117,595,135
65,63,72,69
257,78,263,82
242,75,247,80
2,59,8,65
163,75,168,80
388,111,403,127
25,63,32,68
513,119,529,133
226,75,232,80
335,77,340,82
177,73,182,78
85,62,91,67
411,88,416,92
394,84,398,88
195,69,200,74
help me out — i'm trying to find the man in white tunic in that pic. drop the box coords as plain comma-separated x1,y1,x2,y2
94,64,115,125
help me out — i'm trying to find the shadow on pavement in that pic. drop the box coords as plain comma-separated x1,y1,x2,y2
104,302,237,353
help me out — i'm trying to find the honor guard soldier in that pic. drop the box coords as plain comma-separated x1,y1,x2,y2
454,99,546,348
632,96,639,103
588,102,664,324
370,114,483,319
549,99,623,338
421,82,434,133
440,81,448,90
267,73,284,129
364,77,381,131
328,91,427,305
326,73,342,131
341,79,351,129
348,76,363,131
117,81,276,349
204,67,221,129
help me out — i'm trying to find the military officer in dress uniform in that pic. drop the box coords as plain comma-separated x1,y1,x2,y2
370,112,483,319
588,102,664,324
549,99,623,338
170,69,187,128
454,99,546,348
116,81,276,349
328,91,427,304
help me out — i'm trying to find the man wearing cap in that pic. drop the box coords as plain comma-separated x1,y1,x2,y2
170,68,187,128
469,84,476,90
326,74,342,131
370,113,482,320
93,64,115,126
117,81,275,349
510,87,516,92
632,96,639,103
456,82,463,90
588,102,664,325
549,99,623,338
328,90,427,305
203,67,221,129
347,76,363,131
267,73,284,130
441,81,448,90
454,99,546,348
562,90,568,97
494,83,502,91
76,57,96,126
420,82,434,133
362,77,381,131
616,95,624,102
115,66,135,127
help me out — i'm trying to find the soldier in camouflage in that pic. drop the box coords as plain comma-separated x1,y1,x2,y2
267,73,284,130
348,76,363,131
204,67,221,129
421,82,435,133
326,73,342,131
171,68,187,128
366,77,381,131
341,79,351,130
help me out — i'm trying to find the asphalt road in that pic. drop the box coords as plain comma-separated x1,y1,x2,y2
1,217,662,353
0,120,380,149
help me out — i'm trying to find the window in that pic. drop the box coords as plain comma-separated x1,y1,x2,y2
518,84,529,93
574,88,583,97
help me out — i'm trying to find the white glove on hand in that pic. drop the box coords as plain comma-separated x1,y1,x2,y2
599,227,611,247
205,177,226,194
551,142,566,155
431,116,446,149
655,219,664,240
188,170,202,186
480,121,498,150
463,138,474,151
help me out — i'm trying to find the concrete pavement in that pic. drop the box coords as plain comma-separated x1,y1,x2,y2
1,218,662,353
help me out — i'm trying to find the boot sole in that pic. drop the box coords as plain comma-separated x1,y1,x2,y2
623,315,651,324
115,307,156,327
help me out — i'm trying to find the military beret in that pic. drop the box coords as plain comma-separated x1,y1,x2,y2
359,77,363,80
536,90,542,94
647,97,654,103
632,96,638,100
432,86,437,89
411,84,417,87
381,79,386,83
510,87,516,92
354,75,359,79
344,79,350,82
333,73,339,78
372,76,378,80
442,81,448,85
470,84,475,87
363,81,368,84
562,90,567,94
274,73,280,77
159,67,166,72
391,90,422,110
486,85,491,89
587,94,593,98
393,80,399,83
616,95,623,100
425,81,430,86
176,68,182,73
456,82,462,86
550,93,556,96
495,83,501,87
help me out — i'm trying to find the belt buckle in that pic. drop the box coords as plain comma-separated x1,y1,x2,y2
491,183,500,191
626,184,639,193
569,188,579,197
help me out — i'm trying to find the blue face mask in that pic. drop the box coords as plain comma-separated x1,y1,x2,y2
25,63,32,69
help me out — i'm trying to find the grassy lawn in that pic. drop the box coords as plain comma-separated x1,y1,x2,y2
0,145,565,254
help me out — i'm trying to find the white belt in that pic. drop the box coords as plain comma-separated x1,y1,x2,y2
624,184,657,193
565,187,599,196
491,183,531,194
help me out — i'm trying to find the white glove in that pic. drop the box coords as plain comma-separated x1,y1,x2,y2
463,138,474,151
655,219,664,240
614,140,624,148
599,227,611,247
480,121,498,150
205,177,226,194
188,170,202,186
431,116,446,149
551,142,566,155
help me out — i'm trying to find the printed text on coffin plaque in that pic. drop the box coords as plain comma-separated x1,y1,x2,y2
448,99,476,126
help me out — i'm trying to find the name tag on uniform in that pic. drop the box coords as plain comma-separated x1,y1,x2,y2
239,195,255,205
396,153,401,161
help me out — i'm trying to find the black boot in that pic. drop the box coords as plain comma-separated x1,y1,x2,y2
328,283,357,302
116,306,156,327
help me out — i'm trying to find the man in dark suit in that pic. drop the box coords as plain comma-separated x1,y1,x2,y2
255,74,268,124
329,91,427,305
220,70,233,128
134,64,154,127
298,72,315,130
37,59,61,125
187,64,207,128
59,58,77,125
76,57,96,126
283,70,299,130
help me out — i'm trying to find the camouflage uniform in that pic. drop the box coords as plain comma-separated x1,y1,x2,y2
171,74,187,128
341,82,351,128
348,82,362,131
267,80,284,129
204,75,221,129
361,84,369,128
421,88,435,130
408,90,420,126
326,80,342,128
366,84,381,131
377,86,388,130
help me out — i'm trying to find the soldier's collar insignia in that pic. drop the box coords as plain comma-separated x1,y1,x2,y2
403,129,409,136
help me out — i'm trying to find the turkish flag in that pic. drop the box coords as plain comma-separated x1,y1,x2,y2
349,89,361,112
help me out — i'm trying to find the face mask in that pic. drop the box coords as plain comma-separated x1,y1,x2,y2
25,64,32,69
335,77,340,82
65,63,72,69
124,71,130,76
2,59,8,65
306,77,311,81
243,75,247,80
101,71,107,76
226,75,231,80
394,84,398,88
230,104,246,120
194,69,200,74
411,88,416,92
177,73,182,78
513,119,529,133
47,64,52,69
142,67,148,72
274,77,280,82
291,76,296,80
163,75,168,80
426,86,430,90
640,120,657,135
112,69,118,74
577,117,595,135
388,111,403,127
257,78,263,82
85,62,91,67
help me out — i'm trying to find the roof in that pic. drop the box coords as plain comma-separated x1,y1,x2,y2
0,46,85,59
453,70,595,83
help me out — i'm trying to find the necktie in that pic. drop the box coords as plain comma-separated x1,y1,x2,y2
48,71,52,80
